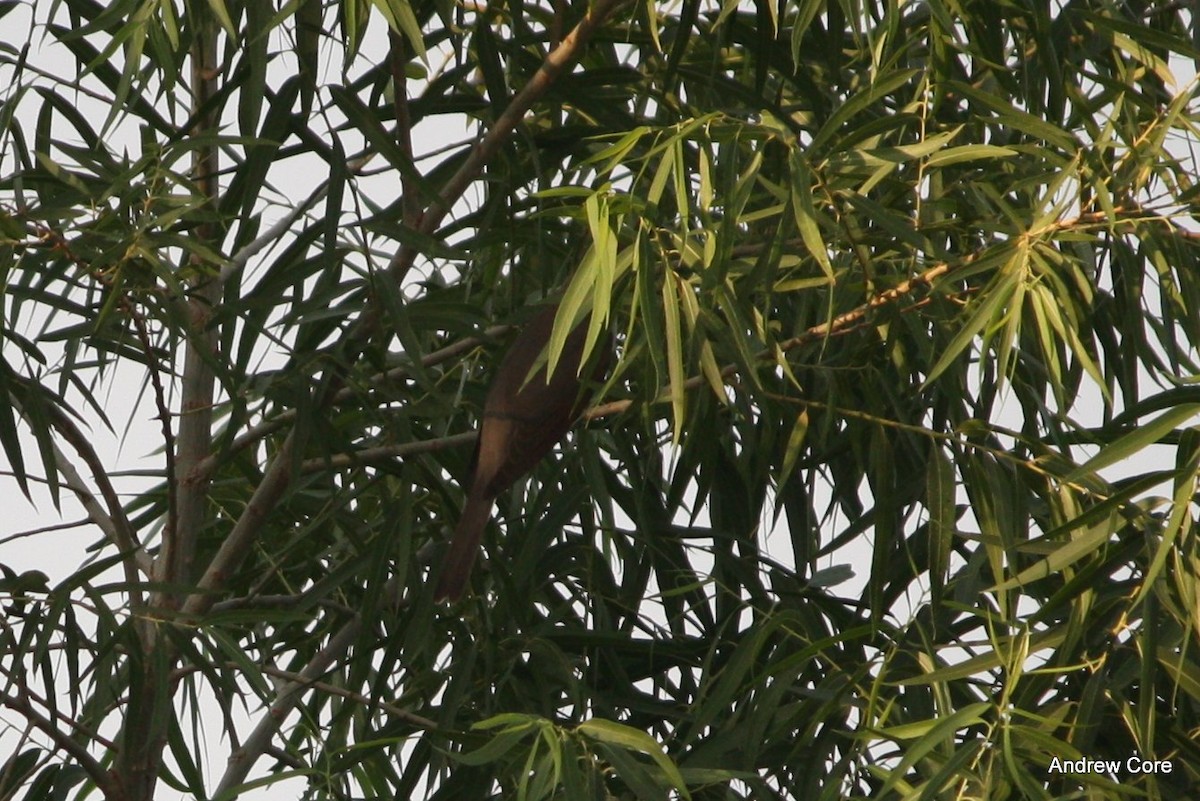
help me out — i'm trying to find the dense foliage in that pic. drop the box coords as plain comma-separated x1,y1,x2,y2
1,0,1199,798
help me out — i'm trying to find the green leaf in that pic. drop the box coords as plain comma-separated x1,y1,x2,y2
204,0,237,37
923,143,1017,167
662,273,686,444
869,703,991,797
923,258,1021,389
582,719,691,800
1066,405,1200,483
990,520,1112,591
372,0,428,59
788,152,833,279
926,446,956,599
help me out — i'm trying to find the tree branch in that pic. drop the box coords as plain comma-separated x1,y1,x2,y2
213,580,396,795
118,21,222,801
127,301,177,588
167,23,223,597
393,0,632,281
218,180,331,285
0,692,121,798
300,431,478,472
182,435,296,615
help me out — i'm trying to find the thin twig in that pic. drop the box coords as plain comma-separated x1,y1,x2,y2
0,664,119,752
299,431,478,472
219,181,332,284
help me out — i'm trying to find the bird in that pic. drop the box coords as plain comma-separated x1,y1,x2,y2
434,303,612,601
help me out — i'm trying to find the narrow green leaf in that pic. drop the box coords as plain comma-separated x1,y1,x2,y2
580,719,690,799
1132,428,1200,607
899,628,1068,685
662,274,685,444
923,144,1017,167
789,152,832,279
372,0,428,59
923,266,1021,389
0,361,30,499
808,69,920,154
205,0,237,37
926,447,955,598
1066,405,1200,483
990,521,1112,591
871,703,991,797
946,80,1080,149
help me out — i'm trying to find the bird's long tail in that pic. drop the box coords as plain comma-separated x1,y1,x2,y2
434,487,494,601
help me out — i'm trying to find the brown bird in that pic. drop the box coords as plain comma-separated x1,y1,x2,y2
434,303,611,601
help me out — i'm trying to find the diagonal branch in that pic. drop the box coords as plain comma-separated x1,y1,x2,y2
386,0,632,288
218,181,331,285
0,692,121,798
182,435,295,615
213,578,396,795
300,431,478,472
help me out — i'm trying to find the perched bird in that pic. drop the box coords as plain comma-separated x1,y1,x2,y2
434,303,611,601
